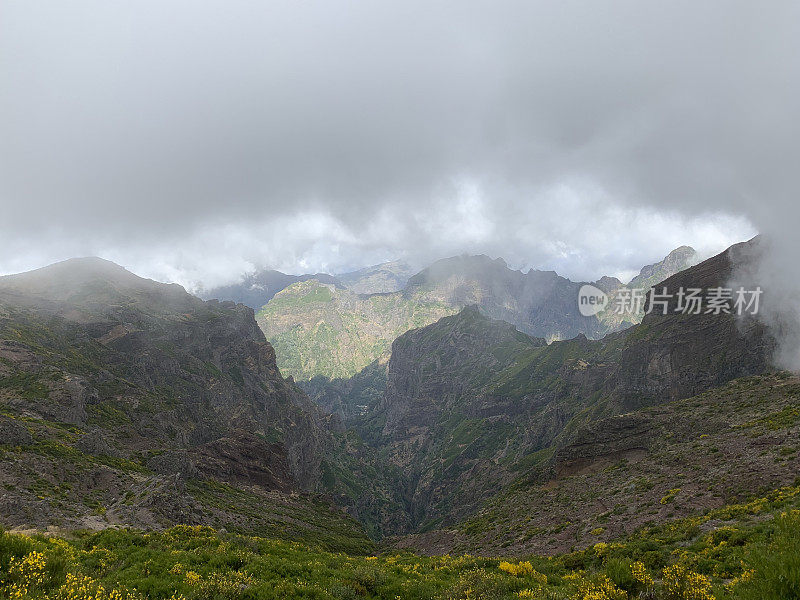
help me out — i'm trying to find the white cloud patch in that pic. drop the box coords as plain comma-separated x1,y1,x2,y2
0,0,794,297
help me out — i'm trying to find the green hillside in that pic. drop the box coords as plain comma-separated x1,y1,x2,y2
2,484,798,599
256,280,457,381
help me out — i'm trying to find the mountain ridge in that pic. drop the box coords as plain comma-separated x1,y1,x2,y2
338,238,772,537
257,246,699,383
0,257,371,549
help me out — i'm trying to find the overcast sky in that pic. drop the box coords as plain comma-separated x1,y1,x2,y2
1,1,797,290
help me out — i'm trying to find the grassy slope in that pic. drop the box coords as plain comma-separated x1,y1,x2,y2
256,280,457,381
1,485,798,599
394,373,800,559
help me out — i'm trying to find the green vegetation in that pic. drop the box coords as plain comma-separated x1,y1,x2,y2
1,486,799,599
0,371,49,400
184,480,372,554
256,280,457,381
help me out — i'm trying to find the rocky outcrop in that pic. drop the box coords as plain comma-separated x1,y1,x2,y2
0,258,350,534
553,412,654,477
352,239,775,536
609,239,773,409
628,245,698,289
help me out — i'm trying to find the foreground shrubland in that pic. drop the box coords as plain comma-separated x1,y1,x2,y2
1,486,799,600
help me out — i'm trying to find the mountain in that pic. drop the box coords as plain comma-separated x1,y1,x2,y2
0,258,370,550
255,280,458,381
257,247,698,384
200,269,341,309
397,372,800,557
341,238,773,536
2,243,797,600
595,245,699,330
628,244,698,289
406,254,616,340
336,260,415,294
200,260,414,309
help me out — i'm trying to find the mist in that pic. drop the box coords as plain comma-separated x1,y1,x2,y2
1,1,798,365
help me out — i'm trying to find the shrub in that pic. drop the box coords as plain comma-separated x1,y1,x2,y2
574,574,628,600
439,567,521,600
660,488,681,505
735,510,800,600
630,561,653,588
603,558,636,593
498,560,535,577
661,564,714,600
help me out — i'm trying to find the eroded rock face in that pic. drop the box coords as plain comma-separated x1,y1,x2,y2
553,413,654,477
0,417,32,446
356,307,547,529
353,239,775,536
0,258,339,532
195,432,294,492
610,239,773,409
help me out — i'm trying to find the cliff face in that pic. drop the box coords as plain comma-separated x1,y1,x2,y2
258,248,698,384
353,239,775,535
351,307,549,529
378,306,545,446
609,239,772,409
0,258,368,547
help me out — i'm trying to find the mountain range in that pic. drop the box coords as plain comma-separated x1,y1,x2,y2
341,239,773,540
0,258,371,550
1,238,797,600
209,246,699,386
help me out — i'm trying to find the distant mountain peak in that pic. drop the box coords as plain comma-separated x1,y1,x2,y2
4,256,136,281
628,245,698,288
0,256,187,298
336,259,414,294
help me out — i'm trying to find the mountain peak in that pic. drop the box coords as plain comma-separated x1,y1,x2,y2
0,256,196,317
627,245,698,289
0,257,157,293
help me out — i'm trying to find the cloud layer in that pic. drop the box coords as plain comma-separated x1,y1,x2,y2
0,1,796,288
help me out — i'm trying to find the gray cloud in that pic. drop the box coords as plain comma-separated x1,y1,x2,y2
0,1,796,288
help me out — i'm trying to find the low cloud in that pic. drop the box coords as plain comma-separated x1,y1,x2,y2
0,1,795,298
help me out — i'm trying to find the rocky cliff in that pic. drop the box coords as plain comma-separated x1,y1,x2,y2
351,239,774,536
0,258,369,549
257,248,697,384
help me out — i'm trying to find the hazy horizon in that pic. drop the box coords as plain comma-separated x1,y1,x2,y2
0,1,794,292
0,237,743,294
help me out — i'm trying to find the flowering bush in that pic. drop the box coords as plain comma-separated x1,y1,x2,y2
661,564,714,600
498,560,535,577
629,561,653,588
660,488,681,505
7,550,47,599
575,575,628,600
